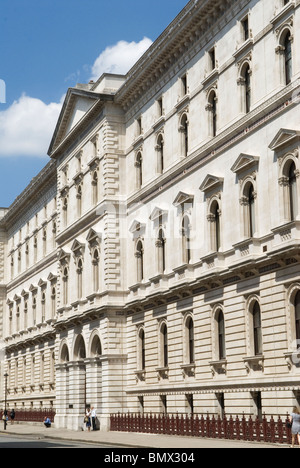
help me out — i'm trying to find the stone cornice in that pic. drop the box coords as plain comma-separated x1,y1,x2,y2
115,0,251,111
0,161,57,229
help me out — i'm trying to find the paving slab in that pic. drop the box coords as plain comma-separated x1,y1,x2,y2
0,422,290,449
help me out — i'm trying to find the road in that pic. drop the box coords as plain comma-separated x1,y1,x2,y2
0,433,122,448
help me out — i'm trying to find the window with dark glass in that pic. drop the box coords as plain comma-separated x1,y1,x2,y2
253,302,262,356
217,311,226,360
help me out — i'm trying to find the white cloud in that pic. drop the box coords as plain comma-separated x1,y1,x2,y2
0,94,63,158
90,37,153,80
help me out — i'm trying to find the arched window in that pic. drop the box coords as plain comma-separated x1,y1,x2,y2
242,182,256,238
41,292,46,323
217,310,226,360
92,249,100,292
157,228,166,273
294,291,300,345
209,200,221,252
77,258,83,299
161,323,168,368
289,161,297,221
76,185,82,217
60,343,70,363
92,171,98,205
284,32,292,85
74,335,86,361
242,63,251,113
135,152,143,190
63,197,68,227
62,267,69,305
252,301,262,356
182,215,191,264
138,328,146,371
156,134,164,174
136,240,144,283
186,317,195,364
90,335,102,358
207,90,217,137
180,114,189,157
51,286,56,319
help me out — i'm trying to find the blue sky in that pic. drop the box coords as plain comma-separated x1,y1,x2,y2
0,0,188,207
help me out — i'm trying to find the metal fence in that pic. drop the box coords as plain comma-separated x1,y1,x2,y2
9,408,56,423
110,412,294,445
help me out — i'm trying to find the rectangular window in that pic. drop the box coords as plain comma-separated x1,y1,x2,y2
241,16,249,41
208,47,216,71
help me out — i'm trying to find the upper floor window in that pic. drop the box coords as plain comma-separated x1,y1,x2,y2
288,161,298,221
217,309,226,360
182,215,191,264
185,316,195,365
138,327,146,371
208,199,221,252
160,322,168,368
206,90,218,137
295,291,300,345
179,114,189,158
284,32,292,85
135,240,144,283
157,228,166,274
208,47,216,72
180,74,188,97
135,151,143,190
252,301,263,356
241,16,250,42
156,134,164,174
277,28,293,86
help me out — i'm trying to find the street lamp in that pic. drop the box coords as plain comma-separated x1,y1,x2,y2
3,373,8,431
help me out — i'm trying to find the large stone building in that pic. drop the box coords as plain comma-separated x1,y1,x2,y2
1,0,300,431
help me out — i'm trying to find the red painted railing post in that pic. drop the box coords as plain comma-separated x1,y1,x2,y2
235,415,241,440
270,416,276,443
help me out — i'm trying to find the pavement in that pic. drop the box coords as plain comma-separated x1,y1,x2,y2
0,422,290,449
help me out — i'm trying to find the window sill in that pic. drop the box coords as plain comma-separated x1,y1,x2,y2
243,355,264,373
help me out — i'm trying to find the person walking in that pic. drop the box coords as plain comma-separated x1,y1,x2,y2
289,406,300,448
10,409,15,425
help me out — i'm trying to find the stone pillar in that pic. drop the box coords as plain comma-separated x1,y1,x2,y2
67,361,86,431
85,358,102,415
54,363,69,429
100,354,127,432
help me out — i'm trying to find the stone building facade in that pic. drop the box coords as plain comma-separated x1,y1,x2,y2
1,0,300,430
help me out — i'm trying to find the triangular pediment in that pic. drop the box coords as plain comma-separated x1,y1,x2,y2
71,239,85,255
200,174,224,193
86,228,102,244
149,207,168,222
48,87,102,156
58,248,71,263
47,273,58,283
231,153,260,174
269,128,300,151
38,278,47,288
129,220,146,234
173,191,194,207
